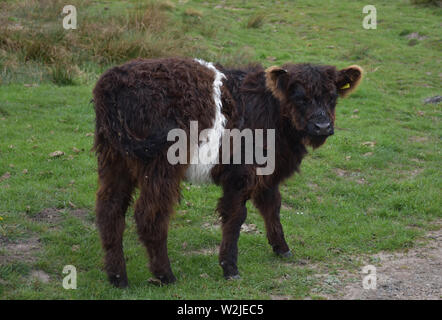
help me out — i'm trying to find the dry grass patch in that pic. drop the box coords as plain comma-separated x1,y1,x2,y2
247,13,265,29
184,8,204,18
0,0,198,84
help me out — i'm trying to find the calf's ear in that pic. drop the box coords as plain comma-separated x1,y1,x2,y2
337,65,363,98
265,66,288,101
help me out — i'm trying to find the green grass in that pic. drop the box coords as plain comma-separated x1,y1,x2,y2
0,0,441,299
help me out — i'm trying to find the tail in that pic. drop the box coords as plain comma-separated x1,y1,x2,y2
92,68,176,162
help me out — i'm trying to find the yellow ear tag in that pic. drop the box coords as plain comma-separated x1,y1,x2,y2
341,83,350,89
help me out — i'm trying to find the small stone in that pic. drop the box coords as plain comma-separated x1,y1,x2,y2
148,277,163,286
361,141,376,148
30,270,50,283
49,151,64,158
0,172,11,181
423,96,442,105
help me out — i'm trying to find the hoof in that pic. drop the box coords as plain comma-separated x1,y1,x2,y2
158,273,177,285
225,274,241,280
108,274,129,288
149,273,177,286
277,250,293,258
220,261,240,280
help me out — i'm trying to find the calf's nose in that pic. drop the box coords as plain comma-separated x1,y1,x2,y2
314,122,333,136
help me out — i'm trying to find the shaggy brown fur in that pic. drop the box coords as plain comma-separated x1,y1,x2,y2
92,57,362,287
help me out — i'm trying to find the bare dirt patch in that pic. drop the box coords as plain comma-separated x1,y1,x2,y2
0,236,41,265
317,221,442,300
32,208,63,225
333,168,367,184
31,208,90,226
187,245,220,256
406,32,428,41
270,294,292,300
241,223,261,234
30,270,50,283
396,168,424,181
202,220,261,234
201,221,221,231
70,209,89,220
409,136,429,143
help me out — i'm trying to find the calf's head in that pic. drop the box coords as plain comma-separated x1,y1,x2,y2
265,63,363,148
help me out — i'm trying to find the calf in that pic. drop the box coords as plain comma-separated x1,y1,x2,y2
92,57,363,287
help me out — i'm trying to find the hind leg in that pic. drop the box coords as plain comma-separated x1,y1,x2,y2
134,164,183,285
217,167,253,279
218,195,248,279
96,153,135,288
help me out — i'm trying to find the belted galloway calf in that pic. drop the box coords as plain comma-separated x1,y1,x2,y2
92,57,363,287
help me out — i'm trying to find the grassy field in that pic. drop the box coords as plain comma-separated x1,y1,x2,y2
0,0,441,299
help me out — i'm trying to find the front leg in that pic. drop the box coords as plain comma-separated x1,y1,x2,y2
252,186,291,257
